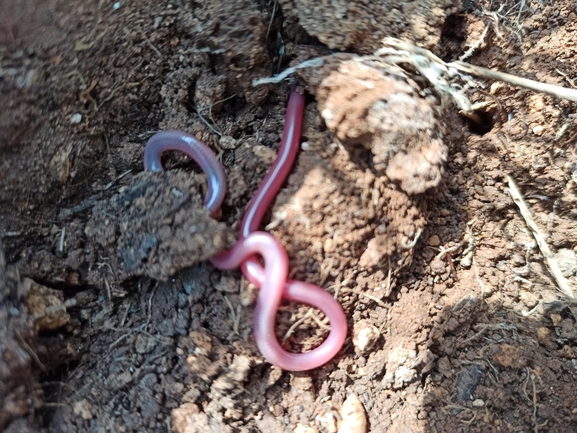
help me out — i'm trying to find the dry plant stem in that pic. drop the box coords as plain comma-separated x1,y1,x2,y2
451,61,577,103
254,38,577,105
507,175,576,299
252,58,324,86
338,287,388,309
527,368,548,432
382,38,577,103
15,331,46,372
459,22,491,61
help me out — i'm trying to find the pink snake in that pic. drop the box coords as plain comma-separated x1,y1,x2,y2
143,87,347,371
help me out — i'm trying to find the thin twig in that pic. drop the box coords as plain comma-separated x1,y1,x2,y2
104,169,132,191
507,175,576,299
459,21,491,61
104,278,111,301
252,58,325,86
139,29,162,57
309,310,330,330
451,61,577,102
58,227,66,252
145,283,158,332
194,107,222,137
15,331,46,372
224,296,240,339
463,323,518,343
266,1,277,41
528,367,548,432
283,309,313,340
381,38,577,103
338,287,388,309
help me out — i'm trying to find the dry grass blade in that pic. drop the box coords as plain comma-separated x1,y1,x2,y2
451,61,577,103
507,175,576,300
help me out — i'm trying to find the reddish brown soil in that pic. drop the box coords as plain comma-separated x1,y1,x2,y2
1,0,577,432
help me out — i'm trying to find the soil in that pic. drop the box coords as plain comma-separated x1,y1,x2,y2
278,0,460,54
1,0,577,432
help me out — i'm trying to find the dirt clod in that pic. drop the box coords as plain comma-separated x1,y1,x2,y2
85,170,235,284
24,278,70,330
311,57,447,194
278,0,459,54
0,242,43,432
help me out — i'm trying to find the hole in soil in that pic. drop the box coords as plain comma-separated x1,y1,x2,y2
464,109,497,136
304,91,316,106
439,14,469,61
222,94,246,115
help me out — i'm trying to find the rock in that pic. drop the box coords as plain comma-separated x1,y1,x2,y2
85,170,235,284
23,278,69,331
454,364,486,403
553,248,577,278
73,400,93,420
338,393,367,433
490,344,527,369
352,320,380,354
430,257,446,275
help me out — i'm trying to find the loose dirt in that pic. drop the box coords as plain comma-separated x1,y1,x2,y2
1,0,577,432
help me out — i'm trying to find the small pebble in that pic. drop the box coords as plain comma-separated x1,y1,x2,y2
519,290,538,308
353,320,380,354
323,238,335,254
460,253,473,269
490,82,502,93
536,327,551,344
112,2,121,10
240,283,258,307
315,411,337,433
553,248,577,278
532,125,544,136
73,399,94,420
472,399,484,407
550,313,563,327
428,235,440,247
70,113,82,124
529,94,545,111
219,135,238,150
301,141,310,151
430,258,446,275
338,393,367,433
